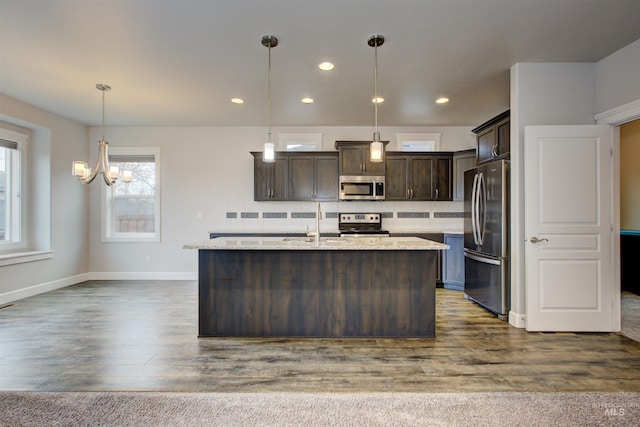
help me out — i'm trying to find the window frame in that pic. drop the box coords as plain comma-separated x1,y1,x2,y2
0,127,28,253
396,133,442,152
101,147,161,243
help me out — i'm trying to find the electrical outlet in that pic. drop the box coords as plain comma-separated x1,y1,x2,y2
145,255,151,263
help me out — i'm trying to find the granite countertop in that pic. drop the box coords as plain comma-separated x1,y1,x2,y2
209,229,463,237
184,236,449,251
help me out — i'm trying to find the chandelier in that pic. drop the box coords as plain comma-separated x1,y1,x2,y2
72,84,130,185
368,35,385,163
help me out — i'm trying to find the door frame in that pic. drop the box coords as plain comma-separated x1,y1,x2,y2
509,99,640,330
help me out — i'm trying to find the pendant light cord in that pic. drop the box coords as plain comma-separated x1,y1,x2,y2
101,88,106,141
374,42,378,137
267,42,272,142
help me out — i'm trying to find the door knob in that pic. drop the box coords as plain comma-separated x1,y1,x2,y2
529,236,548,244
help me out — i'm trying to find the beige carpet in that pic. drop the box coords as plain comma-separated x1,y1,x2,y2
1,392,639,426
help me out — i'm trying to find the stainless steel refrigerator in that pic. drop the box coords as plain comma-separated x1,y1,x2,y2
463,159,509,319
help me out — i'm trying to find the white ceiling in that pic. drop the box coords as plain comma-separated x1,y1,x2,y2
2,0,640,128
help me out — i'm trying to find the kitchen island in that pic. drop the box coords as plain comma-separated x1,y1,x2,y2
184,236,448,338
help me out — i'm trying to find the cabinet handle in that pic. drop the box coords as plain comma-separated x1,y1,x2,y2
406,188,410,199
362,163,366,173
411,188,414,199
492,144,498,158
435,188,439,199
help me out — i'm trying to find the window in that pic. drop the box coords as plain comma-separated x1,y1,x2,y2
396,133,441,152
0,129,26,252
278,133,322,151
102,147,160,242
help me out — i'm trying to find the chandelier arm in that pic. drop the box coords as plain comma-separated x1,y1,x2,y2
79,168,98,184
100,140,114,186
79,149,101,184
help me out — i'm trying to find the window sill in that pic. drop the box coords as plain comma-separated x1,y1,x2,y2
0,250,54,267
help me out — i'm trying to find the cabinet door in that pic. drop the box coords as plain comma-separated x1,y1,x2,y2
453,151,476,201
339,146,364,175
410,156,433,200
496,117,510,158
270,157,289,200
363,146,386,176
385,156,409,200
433,156,452,201
443,234,465,290
253,154,288,200
476,127,496,164
315,155,339,200
288,156,315,200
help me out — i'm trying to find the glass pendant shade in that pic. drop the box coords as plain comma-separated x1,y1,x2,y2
370,140,384,163
264,140,275,163
72,161,89,178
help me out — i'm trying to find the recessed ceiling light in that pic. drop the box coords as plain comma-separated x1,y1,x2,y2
318,62,334,71
231,98,244,104
436,97,449,104
301,97,314,104
372,97,384,104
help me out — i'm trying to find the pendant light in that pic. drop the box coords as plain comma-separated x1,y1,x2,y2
368,35,385,163
262,35,278,163
72,84,130,186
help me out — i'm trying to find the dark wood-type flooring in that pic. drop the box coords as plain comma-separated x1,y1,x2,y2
0,281,639,392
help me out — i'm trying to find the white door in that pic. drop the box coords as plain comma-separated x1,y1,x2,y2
525,125,618,331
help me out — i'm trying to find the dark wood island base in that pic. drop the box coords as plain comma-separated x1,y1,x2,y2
198,249,437,337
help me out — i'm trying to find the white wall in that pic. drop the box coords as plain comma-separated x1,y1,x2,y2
596,39,640,115
509,63,597,327
88,125,475,277
0,94,90,303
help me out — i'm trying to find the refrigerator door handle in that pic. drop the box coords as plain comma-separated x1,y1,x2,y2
471,173,479,245
476,172,486,246
464,249,502,266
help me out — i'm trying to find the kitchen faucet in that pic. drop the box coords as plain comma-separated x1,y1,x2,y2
306,201,322,245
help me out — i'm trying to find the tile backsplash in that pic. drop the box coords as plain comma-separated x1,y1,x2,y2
220,201,464,233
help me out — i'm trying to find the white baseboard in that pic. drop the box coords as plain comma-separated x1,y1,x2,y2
0,272,197,305
509,311,526,328
0,273,90,305
88,272,197,281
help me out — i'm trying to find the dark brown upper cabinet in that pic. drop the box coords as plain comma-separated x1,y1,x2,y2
252,152,289,201
385,152,452,201
335,141,388,176
472,110,510,164
252,152,338,201
288,153,339,201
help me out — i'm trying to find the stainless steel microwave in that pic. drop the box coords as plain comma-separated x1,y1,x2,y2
339,176,385,201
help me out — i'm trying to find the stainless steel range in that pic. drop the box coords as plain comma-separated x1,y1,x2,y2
338,213,389,237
